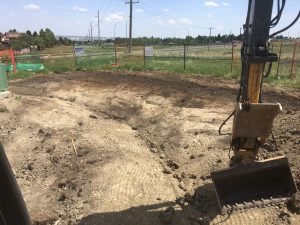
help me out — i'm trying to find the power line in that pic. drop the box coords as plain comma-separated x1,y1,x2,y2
101,0,113,21
139,1,206,30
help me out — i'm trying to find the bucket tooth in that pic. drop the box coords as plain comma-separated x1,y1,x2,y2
211,156,297,210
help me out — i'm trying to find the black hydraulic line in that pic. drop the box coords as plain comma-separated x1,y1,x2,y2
270,10,300,37
264,63,273,78
218,110,235,136
270,0,285,28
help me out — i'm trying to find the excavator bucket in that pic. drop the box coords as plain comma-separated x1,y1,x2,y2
211,156,297,210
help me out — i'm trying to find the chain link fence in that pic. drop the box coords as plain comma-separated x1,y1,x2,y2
8,41,298,84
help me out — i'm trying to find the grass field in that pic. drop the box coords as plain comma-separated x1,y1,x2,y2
7,41,300,88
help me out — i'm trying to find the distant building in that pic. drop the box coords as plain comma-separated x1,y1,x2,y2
1,32,24,42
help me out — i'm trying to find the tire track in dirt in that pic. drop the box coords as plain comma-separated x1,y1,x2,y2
213,207,289,225
82,119,180,213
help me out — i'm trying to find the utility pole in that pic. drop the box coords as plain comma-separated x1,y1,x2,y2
208,27,214,52
208,27,214,44
126,0,139,53
125,19,128,52
96,10,102,49
90,21,93,43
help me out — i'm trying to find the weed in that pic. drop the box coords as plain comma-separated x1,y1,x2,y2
15,96,22,101
0,106,9,113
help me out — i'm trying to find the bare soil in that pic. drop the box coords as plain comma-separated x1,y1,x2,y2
0,71,299,225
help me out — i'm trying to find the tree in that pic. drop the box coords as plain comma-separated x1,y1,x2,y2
33,31,38,37
58,36,64,45
26,30,32,36
33,37,45,50
43,28,56,47
186,36,194,45
39,29,45,38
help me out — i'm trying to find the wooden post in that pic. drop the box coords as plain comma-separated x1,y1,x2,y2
143,43,146,70
73,46,77,70
184,43,187,70
276,42,282,79
290,42,297,79
231,43,234,73
114,42,118,66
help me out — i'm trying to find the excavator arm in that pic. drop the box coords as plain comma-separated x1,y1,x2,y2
212,0,298,210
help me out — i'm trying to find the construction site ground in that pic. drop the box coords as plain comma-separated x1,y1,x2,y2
0,71,299,225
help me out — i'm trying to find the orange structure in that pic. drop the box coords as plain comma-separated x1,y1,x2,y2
0,49,16,73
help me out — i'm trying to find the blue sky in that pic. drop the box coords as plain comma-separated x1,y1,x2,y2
0,0,299,38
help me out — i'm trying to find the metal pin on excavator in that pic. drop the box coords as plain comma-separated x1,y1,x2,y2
212,0,299,210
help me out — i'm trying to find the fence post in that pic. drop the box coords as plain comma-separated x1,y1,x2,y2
231,43,234,73
276,42,282,79
9,49,16,73
73,46,77,70
290,42,297,79
143,43,146,70
114,42,118,66
184,43,187,70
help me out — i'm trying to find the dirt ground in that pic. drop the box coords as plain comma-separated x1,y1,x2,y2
0,71,299,225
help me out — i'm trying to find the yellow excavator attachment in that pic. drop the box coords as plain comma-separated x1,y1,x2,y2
211,63,297,210
211,156,297,209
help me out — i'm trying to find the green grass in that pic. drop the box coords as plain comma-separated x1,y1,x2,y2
43,57,75,73
266,75,300,89
76,55,115,71
5,43,299,88
41,45,73,54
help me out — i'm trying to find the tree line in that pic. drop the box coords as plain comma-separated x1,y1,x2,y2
112,34,243,46
112,34,294,46
7,28,73,50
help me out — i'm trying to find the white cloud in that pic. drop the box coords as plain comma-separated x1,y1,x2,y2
72,6,88,12
222,2,230,6
156,17,177,25
24,4,40,10
157,17,192,26
74,20,81,25
205,1,220,7
206,13,214,18
167,19,177,25
8,13,14,16
136,8,144,13
179,18,192,25
105,13,126,22
217,25,224,32
163,9,170,12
